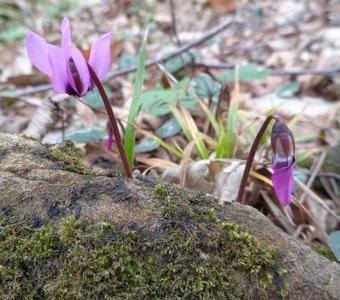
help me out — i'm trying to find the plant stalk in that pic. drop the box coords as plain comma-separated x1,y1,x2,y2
87,63,132,179
236,114,279,203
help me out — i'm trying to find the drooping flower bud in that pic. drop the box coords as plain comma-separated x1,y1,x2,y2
271,120,295,168
271,119,296,206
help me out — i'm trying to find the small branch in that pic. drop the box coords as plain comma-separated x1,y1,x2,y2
105,18,235,81
170,0,182,47
189,62,340,77
87,63,132,179
0,83,53,98
314,172,340,181
236,114,279,203
169,0,190,75
299,150,327,204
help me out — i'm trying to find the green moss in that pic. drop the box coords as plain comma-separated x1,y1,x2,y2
0,184,288,299
17,133,41,142
310,241,337,262
154,183,168,197
46,139,93,174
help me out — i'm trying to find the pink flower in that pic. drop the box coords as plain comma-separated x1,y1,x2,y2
26,17,112,97
271,120,295,206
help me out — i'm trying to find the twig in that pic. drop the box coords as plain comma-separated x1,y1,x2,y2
189,62,340,76
169,0,190,76
291,196,329,245
0,83,53,98
295,177,340,222
170,0,181,47
319,172,340,180
0,18,235,99
105,18,234,80
299,150,327,204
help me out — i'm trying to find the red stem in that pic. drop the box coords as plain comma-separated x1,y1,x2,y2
236,114,279,203
87,63,132,179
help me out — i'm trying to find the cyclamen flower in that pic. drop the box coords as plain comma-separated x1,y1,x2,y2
26,17,112,97
271,120,296,206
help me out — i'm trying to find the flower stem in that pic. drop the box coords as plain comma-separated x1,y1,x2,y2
236,114,279,203
87,63,132,179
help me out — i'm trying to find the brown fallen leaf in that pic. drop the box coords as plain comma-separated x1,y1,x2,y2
6,73,48,87
207,0,236,13
162,159,245,203
179,140,196,187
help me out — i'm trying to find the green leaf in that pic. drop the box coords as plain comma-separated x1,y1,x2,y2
224,77,240,158
191,73,221,102
135,118,181,153
164,51,193,73
218,63,270,81
0,26,27,42
68,86,112,109
329,231,340,262
155,118,181,138
0,5,21,19
63,126,108,144
275,81,301,98
83,86,112,108
124,27,148,170
135,138,159,153
118,54,138,69
141,88,196,116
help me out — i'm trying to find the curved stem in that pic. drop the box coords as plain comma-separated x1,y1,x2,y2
87,63,132,179
236,114,279,203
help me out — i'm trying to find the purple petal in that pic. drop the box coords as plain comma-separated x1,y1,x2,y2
272,157,296,206
89,32,112,81
26,32,52,77
106,133,114,151
61,17,71,50
48,45,68,94
66,45,91,96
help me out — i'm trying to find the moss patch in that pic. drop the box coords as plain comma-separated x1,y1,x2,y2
46,139,93,174
17,133,41,142
0,184,288,299
310,241,337,262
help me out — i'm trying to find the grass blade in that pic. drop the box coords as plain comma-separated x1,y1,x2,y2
135,125,183,158
224,66,240,158
124,26,149,170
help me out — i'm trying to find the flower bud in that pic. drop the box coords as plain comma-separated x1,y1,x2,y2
271,120,295,168
271,119,296,206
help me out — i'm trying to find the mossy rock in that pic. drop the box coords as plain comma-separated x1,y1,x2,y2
0,185,287,299
0,133,339,300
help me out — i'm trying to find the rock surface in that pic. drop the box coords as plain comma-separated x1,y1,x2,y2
0,133,339,299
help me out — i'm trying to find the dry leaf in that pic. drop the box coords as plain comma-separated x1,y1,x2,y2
243,95,340,127
24,94,68,138
162,159,245,203
208,0,236,13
